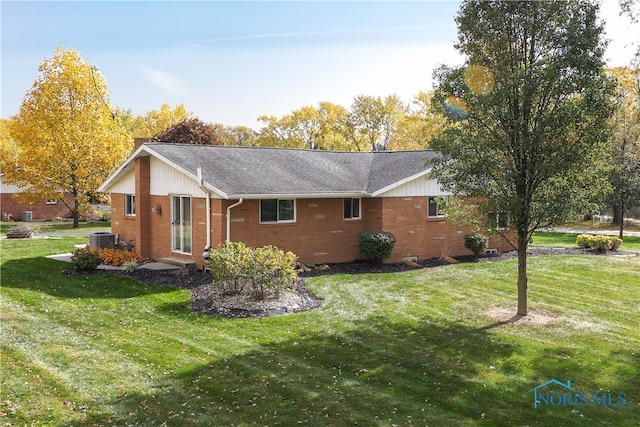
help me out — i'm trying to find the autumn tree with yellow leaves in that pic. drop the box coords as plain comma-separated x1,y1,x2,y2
126,103,193,138
5,47,131,227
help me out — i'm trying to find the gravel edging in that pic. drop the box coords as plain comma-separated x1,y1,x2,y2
190,280,323,318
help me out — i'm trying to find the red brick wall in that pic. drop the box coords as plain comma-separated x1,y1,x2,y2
111,193,214,267
227,197,512,264
1,193,74,221
135,157,152,259
228,198,368,264
381,197,468,260
110,193,513,269
379,197,511,260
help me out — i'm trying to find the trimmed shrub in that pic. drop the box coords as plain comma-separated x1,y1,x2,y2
609,237,622,251
71,247,102,271
589,235,611,252
247,245,298,299
464,233,489,258
208,241,254,295
207,242,298,300
576,234,623,252
358,230,396,263
576,234,591,248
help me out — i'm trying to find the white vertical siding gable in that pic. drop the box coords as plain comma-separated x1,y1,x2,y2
377,177,451,197
150,157,208,197
105,170,135,194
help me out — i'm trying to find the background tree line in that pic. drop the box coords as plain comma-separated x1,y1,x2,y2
110,92,448,151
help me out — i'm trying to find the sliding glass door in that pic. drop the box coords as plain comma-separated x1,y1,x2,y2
171,195,192,254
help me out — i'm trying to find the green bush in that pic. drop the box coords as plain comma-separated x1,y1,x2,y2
589,235,611,252
248,245,298,299
576,234,591,248
575,234,623,252
208,241,254,295
464,233,489,257
207,242,298,300
70,247,102,271
359,230,396,263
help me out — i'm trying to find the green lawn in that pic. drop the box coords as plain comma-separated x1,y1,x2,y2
1,235,638,426
532,231,640,252
0,220,111,235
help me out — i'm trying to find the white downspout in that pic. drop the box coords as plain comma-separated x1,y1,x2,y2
197,167,212,260
226,198,244,243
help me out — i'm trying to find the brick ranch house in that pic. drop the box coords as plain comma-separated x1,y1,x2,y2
1,173,74,221
98,142,510,269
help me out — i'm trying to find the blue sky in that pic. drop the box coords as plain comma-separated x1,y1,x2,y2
1,1,638,129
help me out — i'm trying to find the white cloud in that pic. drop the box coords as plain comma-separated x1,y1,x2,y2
140,66,189,97
600,1,640,66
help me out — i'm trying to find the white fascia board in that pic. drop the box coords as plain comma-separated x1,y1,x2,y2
227,192,369,200
370,169,432,197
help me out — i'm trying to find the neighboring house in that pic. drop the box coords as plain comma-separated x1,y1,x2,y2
0,173,74,221
98,142,511,269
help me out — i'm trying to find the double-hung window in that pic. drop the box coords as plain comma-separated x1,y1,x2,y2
125,194,136,216
428,196,446,218
343,198,361,220
260,199,295,223
488,212,509,230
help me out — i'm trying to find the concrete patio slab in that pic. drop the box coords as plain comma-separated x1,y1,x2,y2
139,262,182,271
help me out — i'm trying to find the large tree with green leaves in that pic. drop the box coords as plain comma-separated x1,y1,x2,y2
429,1,616,315
6,47,131,227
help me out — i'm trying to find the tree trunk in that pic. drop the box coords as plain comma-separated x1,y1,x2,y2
72,208,80,228
517,239,528,316
619,196,625,240
612,204,622,225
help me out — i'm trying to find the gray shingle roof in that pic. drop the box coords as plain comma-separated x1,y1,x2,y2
129,143,438,198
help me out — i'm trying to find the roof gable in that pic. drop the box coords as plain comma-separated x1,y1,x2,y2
99,143,438,198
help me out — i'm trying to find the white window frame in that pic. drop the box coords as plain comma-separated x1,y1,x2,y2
488,211,509,230
125,194,136,216
343,198,361,220
45,199,58,205
171,195,192,254
260,199,296,224
427,196,446,218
